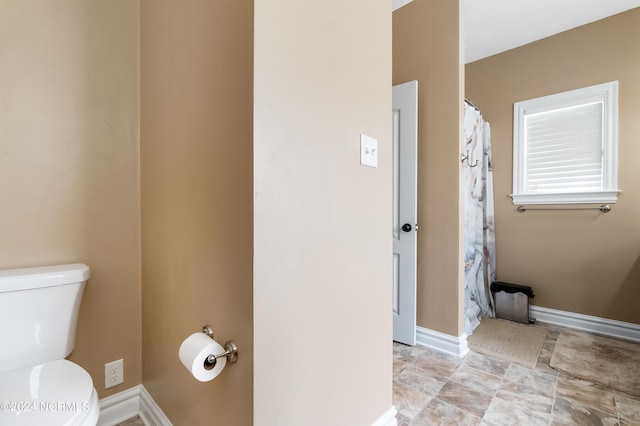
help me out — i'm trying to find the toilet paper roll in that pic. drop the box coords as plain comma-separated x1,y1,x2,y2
179,332,227,382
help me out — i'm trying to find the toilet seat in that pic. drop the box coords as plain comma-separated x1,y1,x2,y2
0,359,99,426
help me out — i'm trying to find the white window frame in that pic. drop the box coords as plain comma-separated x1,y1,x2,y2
511,81,620,205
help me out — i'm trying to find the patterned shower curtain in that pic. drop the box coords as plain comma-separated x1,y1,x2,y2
463,102,496,336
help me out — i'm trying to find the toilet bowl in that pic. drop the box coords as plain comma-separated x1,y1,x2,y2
0,360,99,426
0,264,99,425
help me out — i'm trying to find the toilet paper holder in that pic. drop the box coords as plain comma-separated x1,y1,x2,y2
201,325,238,366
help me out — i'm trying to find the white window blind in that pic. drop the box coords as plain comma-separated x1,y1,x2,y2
524,102,603,194
512,81,620,205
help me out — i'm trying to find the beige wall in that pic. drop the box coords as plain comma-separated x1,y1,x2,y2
140,1,253,424
466,8,640,324
254,0,393,424
0,1,141,397
393,0,465,336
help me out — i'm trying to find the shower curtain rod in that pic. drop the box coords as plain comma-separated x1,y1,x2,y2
465,98,480,111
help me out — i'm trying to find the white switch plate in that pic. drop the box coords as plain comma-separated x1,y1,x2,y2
360,134,378,168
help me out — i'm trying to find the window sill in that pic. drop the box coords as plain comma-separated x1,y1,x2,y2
510,191,621,205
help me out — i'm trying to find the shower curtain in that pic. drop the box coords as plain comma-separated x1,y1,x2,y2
463,101,496,336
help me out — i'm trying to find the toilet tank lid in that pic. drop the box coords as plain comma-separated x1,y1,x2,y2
0,263,90,293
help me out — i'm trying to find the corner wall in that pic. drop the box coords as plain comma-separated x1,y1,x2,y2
253,0,393,424
0,0,141,397
393,0,465,336
466,8,640,324
140,1,254,424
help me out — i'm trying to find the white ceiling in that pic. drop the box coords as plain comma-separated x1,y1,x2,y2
393,0,640,64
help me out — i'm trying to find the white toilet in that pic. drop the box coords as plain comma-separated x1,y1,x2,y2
0,263,100,426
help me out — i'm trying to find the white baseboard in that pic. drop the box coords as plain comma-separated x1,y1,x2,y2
138,385,172,426
99,385,395,426
412,307,639,358
371,406,397,426
392,0,414,11
98,385,171,426
97,386,141,426
530,305,640,343
416,326,469,358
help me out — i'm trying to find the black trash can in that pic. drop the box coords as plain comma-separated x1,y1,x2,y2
490,281,535,324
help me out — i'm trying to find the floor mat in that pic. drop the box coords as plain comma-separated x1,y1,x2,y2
468,318,547,368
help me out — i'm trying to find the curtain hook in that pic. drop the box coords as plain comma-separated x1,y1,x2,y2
460,150,478,167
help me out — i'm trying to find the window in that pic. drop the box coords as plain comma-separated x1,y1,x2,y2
511,81,620,205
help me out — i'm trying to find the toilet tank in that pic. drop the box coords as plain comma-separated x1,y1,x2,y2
0,264,90,374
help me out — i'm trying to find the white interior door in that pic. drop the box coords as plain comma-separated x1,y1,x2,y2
392,81,418,345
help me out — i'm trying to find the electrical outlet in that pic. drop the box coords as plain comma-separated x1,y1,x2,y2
105,359,124,389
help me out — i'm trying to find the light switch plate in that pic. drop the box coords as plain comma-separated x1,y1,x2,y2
360,134,378,168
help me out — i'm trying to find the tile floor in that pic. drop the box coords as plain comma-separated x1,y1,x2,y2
393,323,640,425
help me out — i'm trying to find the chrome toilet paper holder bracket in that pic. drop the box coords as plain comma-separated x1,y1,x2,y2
202,325,238,365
